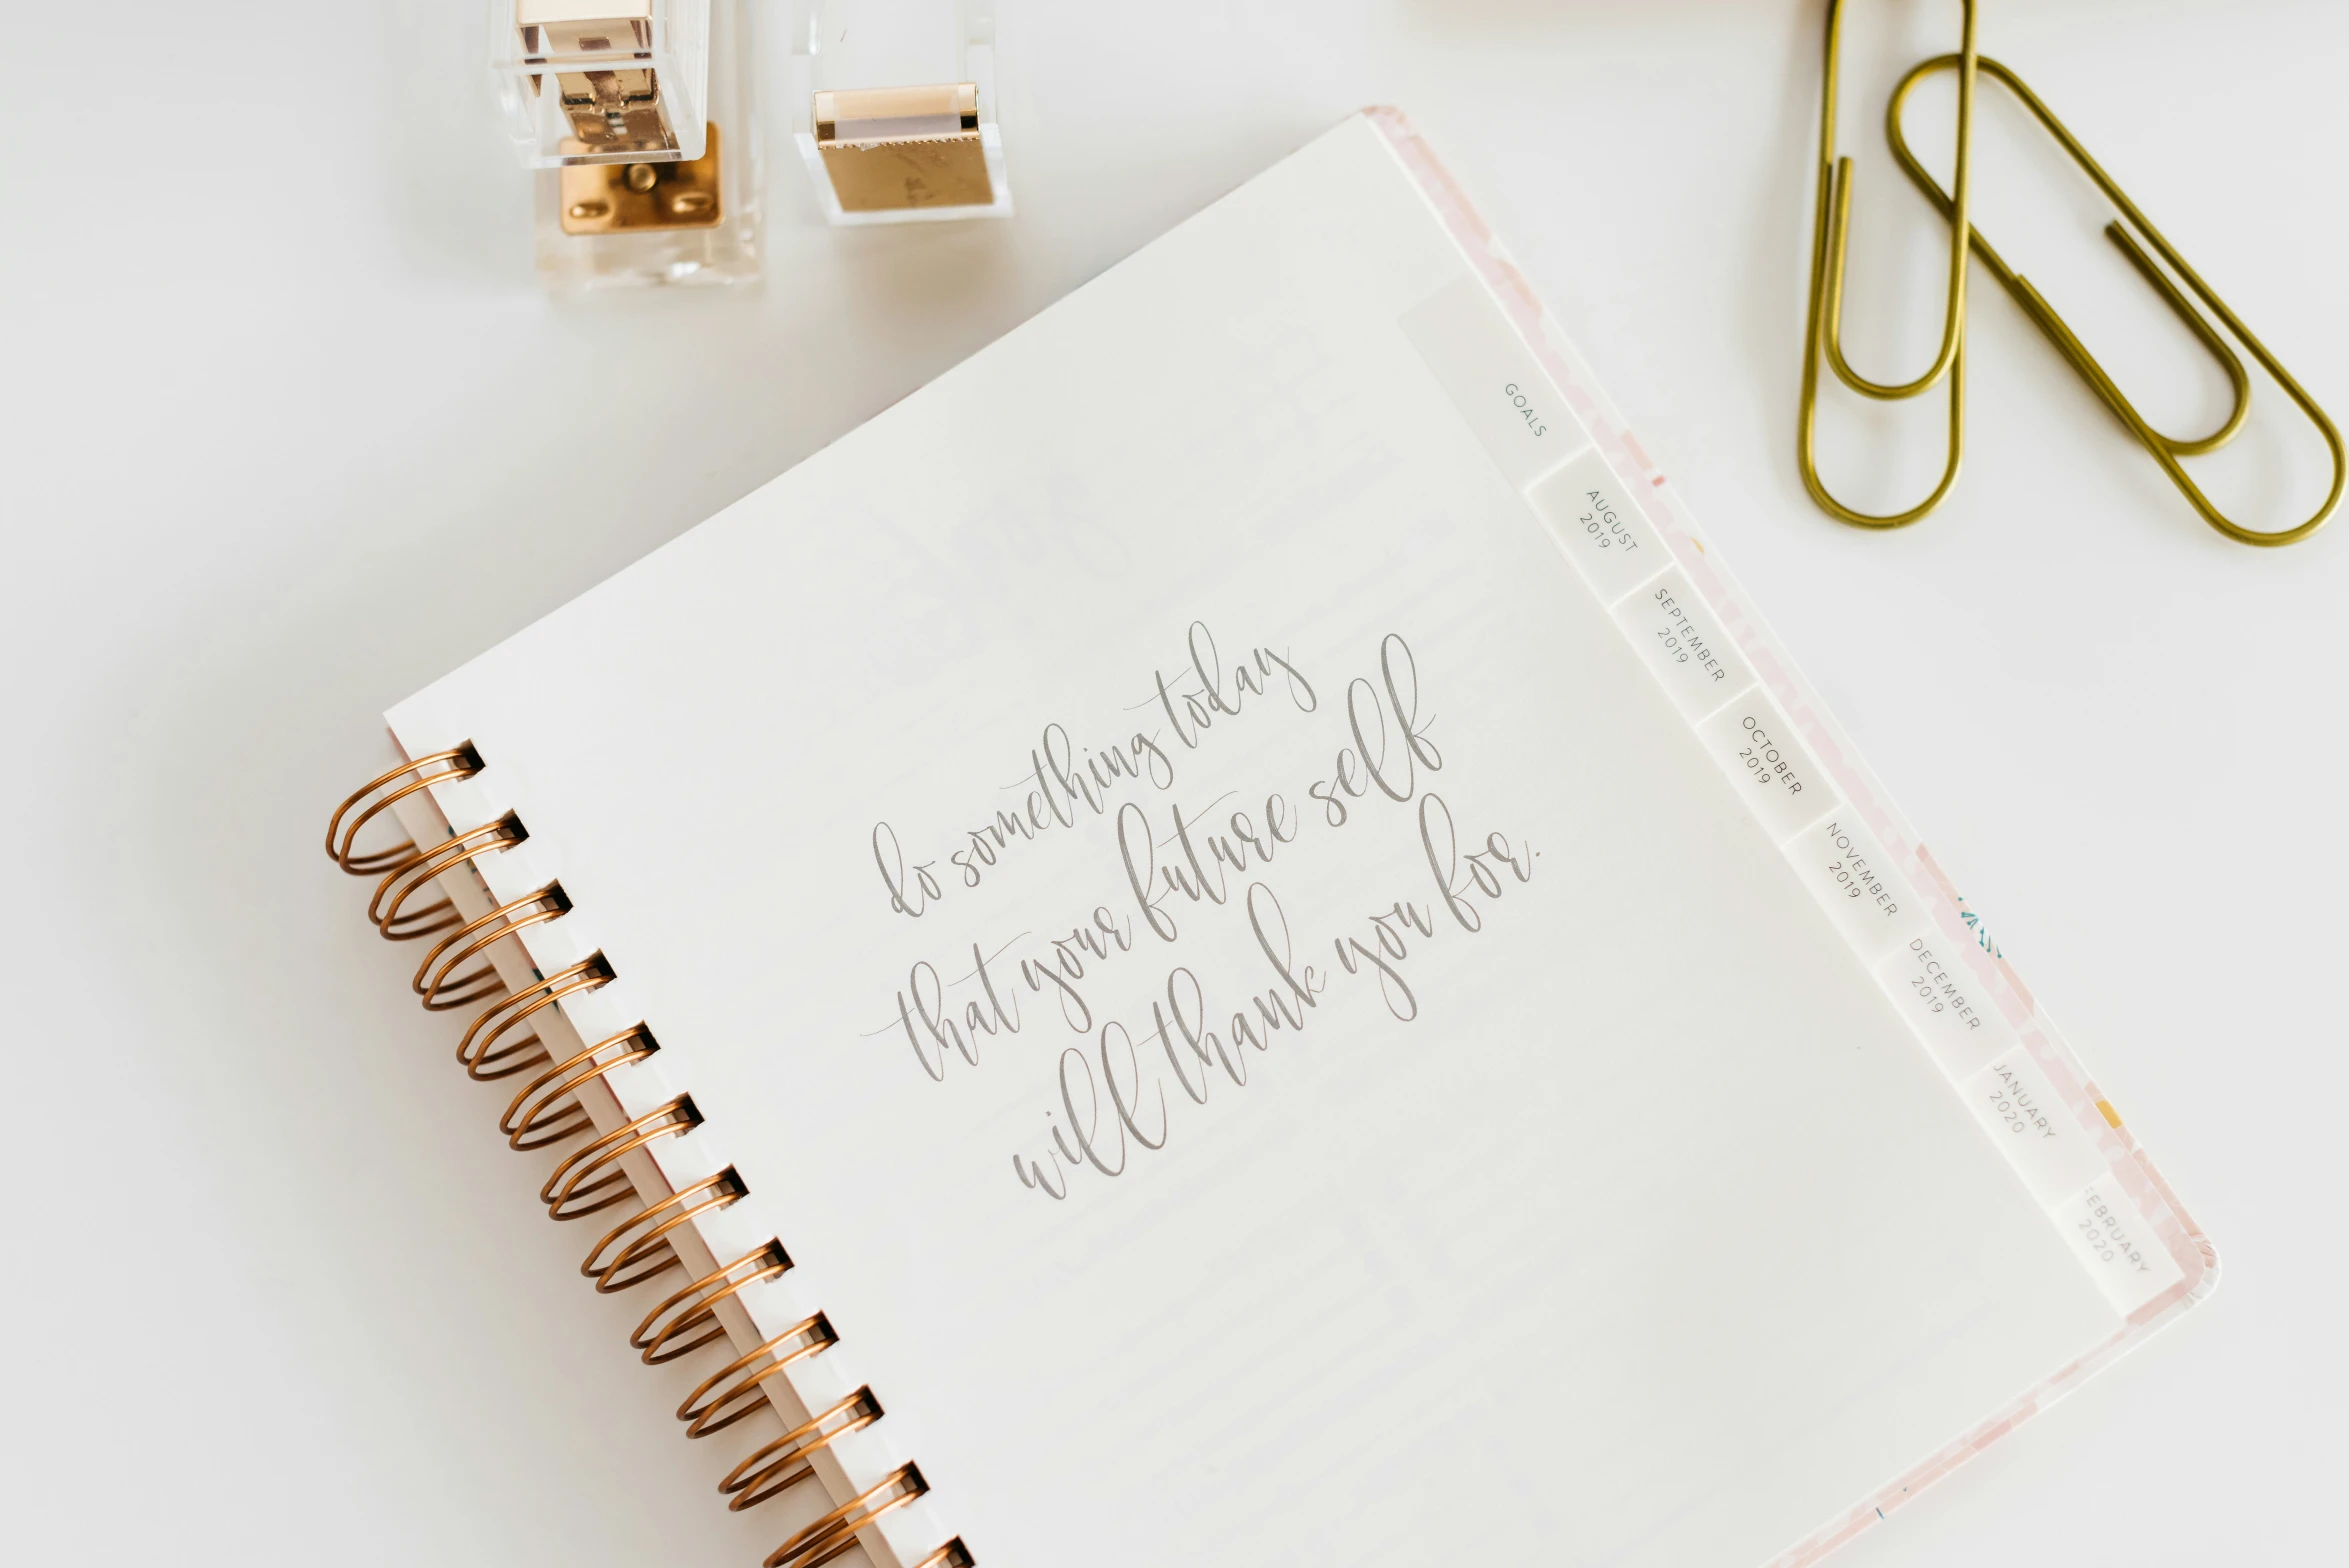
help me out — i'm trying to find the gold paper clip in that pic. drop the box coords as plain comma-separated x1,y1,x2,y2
1888,55,2343,547
1797,0,1980,529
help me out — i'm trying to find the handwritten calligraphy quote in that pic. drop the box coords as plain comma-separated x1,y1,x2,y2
866,624,1538,1201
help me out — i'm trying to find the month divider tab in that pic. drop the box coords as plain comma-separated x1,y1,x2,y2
1612,568,1755,720
1401,261,2148,1313
1875,931,2022,1081
1527,447,1670,605
1963,1047,2110,1209
1782,810,1923,962
1694,693,1838,843
2060,1181,2188,1314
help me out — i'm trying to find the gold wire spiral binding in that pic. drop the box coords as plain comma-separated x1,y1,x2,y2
501,1025,658,1152
327,760,966,1568
324,744,483,876
720,1388,882,1512
912,1543,974,1568
582,1168,746,1293
415,958,506,1015
457,955,613,1080
765,1464,927,1568
633,1242,792,1365
766,1465,929,1568
542,1096,701,1220
367,814,525,940
680,1314,838,1439
413,883,572,1011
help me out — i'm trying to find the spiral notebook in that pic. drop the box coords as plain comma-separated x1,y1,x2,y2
326,111,2212,1568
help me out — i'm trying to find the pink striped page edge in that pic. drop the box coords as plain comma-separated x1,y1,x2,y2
1363,103,2216,1568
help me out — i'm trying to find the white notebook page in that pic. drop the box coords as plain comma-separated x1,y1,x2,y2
391,116,2125,1567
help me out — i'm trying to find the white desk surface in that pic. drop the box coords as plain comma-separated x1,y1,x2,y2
4,3,2342,1564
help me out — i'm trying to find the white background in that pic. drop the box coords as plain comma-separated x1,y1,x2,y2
2,3,2341,1565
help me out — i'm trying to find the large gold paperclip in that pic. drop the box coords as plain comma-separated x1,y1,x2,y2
1887,55,2342,547
1797,0,1979,529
